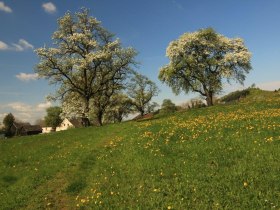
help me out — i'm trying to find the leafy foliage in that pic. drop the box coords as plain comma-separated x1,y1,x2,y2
221,88,250,103
159,28,252,106
2,113,15,137
44,106,62,131
160,99,177,113
127,73,159,116
104,93,133,123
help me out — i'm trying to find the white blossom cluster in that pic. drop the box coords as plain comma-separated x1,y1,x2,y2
159,28,252,104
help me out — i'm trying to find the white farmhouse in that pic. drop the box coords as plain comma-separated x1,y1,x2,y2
42,127,52,134
56,118,83,131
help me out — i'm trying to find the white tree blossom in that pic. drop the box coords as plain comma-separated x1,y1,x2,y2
159,28,252,106
35,8,137,126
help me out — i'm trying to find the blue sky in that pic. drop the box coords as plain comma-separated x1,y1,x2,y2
0,0,279,123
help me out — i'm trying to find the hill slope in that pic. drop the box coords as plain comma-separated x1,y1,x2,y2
0,91,280,209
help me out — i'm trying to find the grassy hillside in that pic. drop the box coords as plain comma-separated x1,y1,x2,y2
0,90,280,209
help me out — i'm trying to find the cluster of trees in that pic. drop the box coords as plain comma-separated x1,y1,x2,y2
36,9,159,126
35,9,251,128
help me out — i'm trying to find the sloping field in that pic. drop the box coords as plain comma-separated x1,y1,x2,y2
0,91,280,209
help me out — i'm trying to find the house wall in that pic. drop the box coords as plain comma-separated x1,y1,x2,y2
42,127,52,133
56,118,74,131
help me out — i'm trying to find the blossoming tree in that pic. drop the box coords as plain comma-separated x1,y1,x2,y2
35,9,136,126
158,28,252,106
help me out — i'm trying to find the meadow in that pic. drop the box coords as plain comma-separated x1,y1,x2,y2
0,90,280,209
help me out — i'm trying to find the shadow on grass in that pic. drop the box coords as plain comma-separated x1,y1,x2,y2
2,175,18,185
66,179,87,195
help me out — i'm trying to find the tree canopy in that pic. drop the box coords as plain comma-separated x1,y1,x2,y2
35,8,137,126
161,99,177,113
127,73,159,116
103,93,132,123
3,113,15,137
44,107,62,131
159,28,252,106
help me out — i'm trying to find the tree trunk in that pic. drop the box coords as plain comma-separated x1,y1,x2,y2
206,92,214,106
82,117,90,127
140,109,145,116
82,98,90,127
117,115,122,123
96,111,103,126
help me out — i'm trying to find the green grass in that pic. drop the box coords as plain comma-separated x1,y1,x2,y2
0,90,280,209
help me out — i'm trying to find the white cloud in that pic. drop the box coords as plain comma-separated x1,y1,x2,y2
6,102,32,112
257,81,280,91
36,101,52,110
12,39,34,51
0,113,8,127
0,39,34,51
0,1,12,13
42,2,56,14
1,101,52,124
16,73,39,82
0,41,9,50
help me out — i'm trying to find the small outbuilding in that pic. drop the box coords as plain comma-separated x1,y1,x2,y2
11,122,42,136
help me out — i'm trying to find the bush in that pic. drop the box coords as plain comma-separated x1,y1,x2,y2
221,89,250,103
160,99,177,113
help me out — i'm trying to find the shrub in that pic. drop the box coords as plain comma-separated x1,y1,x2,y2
221,89,250,103
160,99,177,113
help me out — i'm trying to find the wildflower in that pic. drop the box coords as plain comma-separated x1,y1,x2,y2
243,182,248,187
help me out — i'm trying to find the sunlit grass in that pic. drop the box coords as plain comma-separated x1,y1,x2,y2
0,91,280,209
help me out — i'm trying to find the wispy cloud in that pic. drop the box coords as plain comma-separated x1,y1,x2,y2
0,39,34,51
0,1,12,13
172,0,185,11
12,39,34,51
0,101,52,123
42,2,57,14
16,73,39,82
36,101,52,110
7,102,31,112
0,41,9,50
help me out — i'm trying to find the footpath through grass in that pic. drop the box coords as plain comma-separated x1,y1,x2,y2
0,92,280,209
